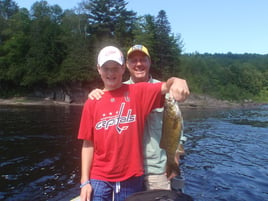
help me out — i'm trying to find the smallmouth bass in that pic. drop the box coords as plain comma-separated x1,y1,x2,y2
160,97,183,178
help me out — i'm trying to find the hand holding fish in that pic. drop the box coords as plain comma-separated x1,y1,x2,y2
161,77,190,102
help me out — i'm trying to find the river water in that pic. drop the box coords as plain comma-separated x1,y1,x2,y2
0,104,267,201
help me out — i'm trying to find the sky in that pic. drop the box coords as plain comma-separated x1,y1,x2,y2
14,0,268,54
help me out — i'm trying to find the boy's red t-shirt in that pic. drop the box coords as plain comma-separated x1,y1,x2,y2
77,83,164,182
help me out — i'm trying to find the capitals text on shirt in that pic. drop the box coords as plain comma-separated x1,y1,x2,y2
95,102,136,134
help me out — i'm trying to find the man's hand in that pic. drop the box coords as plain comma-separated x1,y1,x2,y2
88,89,104,100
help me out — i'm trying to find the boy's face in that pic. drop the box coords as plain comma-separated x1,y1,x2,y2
98,61,125,91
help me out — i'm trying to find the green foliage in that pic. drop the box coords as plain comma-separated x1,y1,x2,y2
131,11,183,80
82,0,136,48
21,1,66,87
0,0,267,103
0,0,19,20
180,53,268,101
255,87,268,102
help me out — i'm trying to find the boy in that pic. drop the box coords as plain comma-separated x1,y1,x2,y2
78,46,189,201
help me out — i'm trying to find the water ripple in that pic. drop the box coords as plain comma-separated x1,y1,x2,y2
1,105,268,201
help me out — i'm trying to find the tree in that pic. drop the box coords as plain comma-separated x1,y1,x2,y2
132,15,157,59
82,0,136,48
0,6,30,92
154,10,182,77
3,9,31,81
0,0,19,45
0,0,18,20
239,63,264,95
131,11,183,79
22,1,66,87
57,9,95,84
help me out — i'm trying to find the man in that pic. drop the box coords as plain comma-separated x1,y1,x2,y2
125,45,186,190
88,45,189,192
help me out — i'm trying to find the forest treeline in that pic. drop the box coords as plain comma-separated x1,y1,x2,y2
0,0,268,102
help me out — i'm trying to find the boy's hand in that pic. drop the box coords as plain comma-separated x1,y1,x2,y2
169,78,190,102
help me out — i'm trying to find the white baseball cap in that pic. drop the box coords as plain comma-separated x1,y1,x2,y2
97,46,124,67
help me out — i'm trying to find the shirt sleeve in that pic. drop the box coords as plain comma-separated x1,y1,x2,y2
133,82,165,115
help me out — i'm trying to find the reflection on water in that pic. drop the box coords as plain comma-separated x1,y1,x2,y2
0,105,83,201
0,105,268,201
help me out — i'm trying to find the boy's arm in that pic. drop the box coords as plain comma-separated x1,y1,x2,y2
161,77,190,102
80,140,94,201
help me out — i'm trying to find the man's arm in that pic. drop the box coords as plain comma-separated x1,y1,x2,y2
88,89,104,100
80,140,94,201
88,77,190,102
161,77,190,102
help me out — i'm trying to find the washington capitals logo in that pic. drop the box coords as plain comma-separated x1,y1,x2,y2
95,102,136,134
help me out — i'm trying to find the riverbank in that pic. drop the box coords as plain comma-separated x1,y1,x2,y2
0,94,263,109
0,97,71,106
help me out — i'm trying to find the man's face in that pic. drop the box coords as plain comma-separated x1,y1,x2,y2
98,61,125,91
126,51,151,83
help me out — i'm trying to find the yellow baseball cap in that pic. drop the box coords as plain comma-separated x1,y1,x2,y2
127,45,150,58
